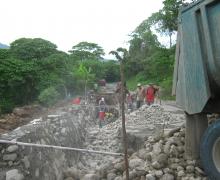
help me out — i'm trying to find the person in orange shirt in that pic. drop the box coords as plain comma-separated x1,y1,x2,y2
72,97,81,105
145,83,158,105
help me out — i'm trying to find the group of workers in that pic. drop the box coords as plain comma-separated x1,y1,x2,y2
115,81,159,110
72,82,159,128
135,83,159,109
119,82,159,110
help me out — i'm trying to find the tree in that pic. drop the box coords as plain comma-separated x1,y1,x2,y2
0,49,10,59
147,0,195,47
36,53,73,97
126,26,160,77
10,38,57,60
103,60,120,82
69,41,105,61
72,63,95,96
0,58,39,109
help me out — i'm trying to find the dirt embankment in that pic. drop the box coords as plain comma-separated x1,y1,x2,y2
0,100,71,135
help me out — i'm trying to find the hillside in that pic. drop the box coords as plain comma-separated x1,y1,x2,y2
0,43,9,49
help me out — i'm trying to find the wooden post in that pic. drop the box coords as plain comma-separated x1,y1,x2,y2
185,113,208,159
120,60,129,180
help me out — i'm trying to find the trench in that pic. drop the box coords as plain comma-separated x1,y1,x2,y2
0,101,126,180
0,104,94,180
0,99,185,180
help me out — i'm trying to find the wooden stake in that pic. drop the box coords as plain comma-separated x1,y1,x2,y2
119,60,129,180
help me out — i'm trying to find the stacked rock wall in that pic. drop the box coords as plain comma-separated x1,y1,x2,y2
0,106,90,180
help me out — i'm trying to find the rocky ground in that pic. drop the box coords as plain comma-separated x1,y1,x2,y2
0,100,71,135
0,105,44,134
0,99,208,180
62,103,208,180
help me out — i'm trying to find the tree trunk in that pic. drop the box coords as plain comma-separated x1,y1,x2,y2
119,61,129,180
169,32,172,48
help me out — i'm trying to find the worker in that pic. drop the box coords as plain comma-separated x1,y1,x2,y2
98,97,106,128
126,93,133,111
145,83,158,105
136,83,145,109
72,97,81,105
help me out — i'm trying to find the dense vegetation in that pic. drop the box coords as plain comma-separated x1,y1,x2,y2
0,0,195,113
125,0,194,97
0,39,120,113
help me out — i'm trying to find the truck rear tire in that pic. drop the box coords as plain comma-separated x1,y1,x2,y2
200,119,220,179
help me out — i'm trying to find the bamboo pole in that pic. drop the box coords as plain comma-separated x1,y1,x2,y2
0,139,124,156
75,104,119,109
119,60,129,180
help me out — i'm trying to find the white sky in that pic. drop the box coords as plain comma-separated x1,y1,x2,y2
0,0,163,58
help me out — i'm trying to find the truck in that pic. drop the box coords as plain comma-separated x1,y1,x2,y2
172,0,220,179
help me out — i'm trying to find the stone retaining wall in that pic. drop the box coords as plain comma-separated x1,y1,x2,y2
0,106,90,180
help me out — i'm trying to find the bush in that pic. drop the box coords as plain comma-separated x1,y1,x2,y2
136,72,147,82
160,77,175,100
38,87,61,106
0,98,15,114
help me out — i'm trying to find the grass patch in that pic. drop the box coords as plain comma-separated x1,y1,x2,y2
126,77,149,91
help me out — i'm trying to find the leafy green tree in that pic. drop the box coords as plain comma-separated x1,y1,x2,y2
0,49,10,59
73,63,95,94
38,87,61,106
36,52,75,97
147,0,195,47
10,38,57,60
0,58,39,107
103,60,120,82
126,27,160,77
0,37,120,113
69,41,105,61
81,59,104,79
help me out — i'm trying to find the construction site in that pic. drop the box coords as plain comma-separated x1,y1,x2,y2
0,83,208,180
1,0,220,179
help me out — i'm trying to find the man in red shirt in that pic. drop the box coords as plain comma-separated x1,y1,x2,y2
72,97,81,105
145,83,158,105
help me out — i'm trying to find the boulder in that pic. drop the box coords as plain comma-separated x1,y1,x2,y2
6,169,24,180
146,174,156,180
155,170,163,178
7,145,19,153
63,167,81,179
156,153,168,166
114,162,125,172
82,174,99,180
160,173,174,180
22,156,30,169
129,158,145,169
152,161,162,170
3,154,17,161
107,172,116,180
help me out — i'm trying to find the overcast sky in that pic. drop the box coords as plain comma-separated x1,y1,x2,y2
0,0,163,58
